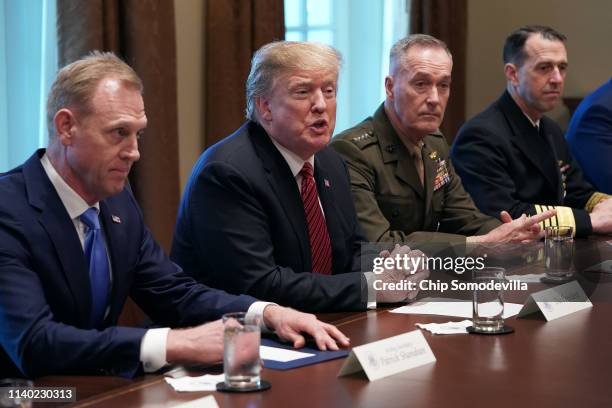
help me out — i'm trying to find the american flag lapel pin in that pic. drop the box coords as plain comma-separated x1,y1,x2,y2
324,179,330,188
111,215,122,224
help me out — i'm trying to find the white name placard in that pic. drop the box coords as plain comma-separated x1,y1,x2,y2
517,280,592,321
584,260,612,273
337,330,436,381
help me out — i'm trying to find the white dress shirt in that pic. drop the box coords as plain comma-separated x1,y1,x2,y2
521,110,541,129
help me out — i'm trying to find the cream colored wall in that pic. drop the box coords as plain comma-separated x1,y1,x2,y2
175,0,205,192
467,0,612,127
173,1,612,171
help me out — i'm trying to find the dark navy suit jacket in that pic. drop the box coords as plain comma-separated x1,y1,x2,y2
451,91,596,237
171,122,368,312
0,150,256,378
566,79,612,194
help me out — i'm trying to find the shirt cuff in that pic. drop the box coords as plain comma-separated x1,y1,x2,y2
247,301,277,332
140,327,170,373
585,192,611,212
363,272,377,309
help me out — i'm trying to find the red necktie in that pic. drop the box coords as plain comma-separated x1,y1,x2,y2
300,162,333,275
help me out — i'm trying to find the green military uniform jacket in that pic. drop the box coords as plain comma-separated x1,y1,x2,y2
331,104,500,244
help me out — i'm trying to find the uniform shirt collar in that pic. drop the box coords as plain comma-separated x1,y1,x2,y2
521,109,541,129
40,153,100,219
405,139,425,158
269,136,315,178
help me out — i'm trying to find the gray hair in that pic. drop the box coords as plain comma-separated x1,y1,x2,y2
47,51,143,140
245,41,342,122
389,34,452,73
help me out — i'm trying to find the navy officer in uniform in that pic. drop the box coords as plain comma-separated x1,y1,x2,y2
451,26,612,237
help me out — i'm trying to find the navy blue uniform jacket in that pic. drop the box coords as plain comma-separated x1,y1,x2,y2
451,91,596,237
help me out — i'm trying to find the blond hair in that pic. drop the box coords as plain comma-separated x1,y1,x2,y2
46,51,143,139
245,41,342,122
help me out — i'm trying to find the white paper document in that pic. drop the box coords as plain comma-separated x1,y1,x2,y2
391,301,523,319
259,345,314,362
165,374,225,392
415,320,472,334
173,395,219,408
506,273,547,282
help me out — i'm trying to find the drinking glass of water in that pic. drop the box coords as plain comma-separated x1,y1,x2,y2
544,226,574,281
222,312,261,390
470,267,510,334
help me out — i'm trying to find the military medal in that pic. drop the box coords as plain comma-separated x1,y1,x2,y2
430,151,450,191
558,160,569,199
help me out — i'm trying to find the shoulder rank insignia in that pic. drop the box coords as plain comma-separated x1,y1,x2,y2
352,131,373,142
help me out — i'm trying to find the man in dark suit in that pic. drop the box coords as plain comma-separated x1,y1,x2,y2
172,41,429,312
452,25,612,237
566,78,612,194
0,52,349,379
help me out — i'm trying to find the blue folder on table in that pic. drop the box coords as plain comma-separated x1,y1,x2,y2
261,338,350,370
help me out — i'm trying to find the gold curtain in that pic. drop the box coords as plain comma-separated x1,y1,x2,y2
204,0,285,147
411,0,467,143
57,0,180,327
57,0,180,252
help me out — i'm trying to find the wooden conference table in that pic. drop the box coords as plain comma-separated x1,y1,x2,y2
35,238,612,408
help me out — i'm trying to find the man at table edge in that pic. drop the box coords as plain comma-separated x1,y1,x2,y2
0,51,349,379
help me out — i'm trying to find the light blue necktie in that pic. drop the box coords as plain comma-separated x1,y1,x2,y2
80,208,110,328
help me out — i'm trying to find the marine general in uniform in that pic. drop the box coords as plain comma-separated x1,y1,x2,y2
332,34,554,244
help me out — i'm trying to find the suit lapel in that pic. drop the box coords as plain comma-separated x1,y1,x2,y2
373,106,424,198
499,92,560,192
249,123,310,268
313,155,341,273
394,156,425,198
539,120,565,201
23,152,92,327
